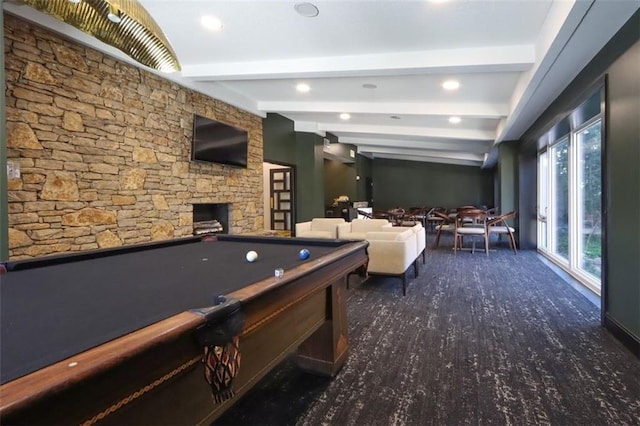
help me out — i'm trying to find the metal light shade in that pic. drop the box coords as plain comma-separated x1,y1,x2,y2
20,0,181,73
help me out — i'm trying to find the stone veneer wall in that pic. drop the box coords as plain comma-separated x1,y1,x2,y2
3,15,263,259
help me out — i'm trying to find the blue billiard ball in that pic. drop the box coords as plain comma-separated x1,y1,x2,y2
299,249,310,260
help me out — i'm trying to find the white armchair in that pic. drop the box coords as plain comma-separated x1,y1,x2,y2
337,218,392,240
384,222,426,264
295,218,345,239
365,229,418,296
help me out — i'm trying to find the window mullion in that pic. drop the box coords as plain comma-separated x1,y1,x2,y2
568,131,579,271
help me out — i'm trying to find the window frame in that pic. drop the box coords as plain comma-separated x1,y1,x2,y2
536,89,603,296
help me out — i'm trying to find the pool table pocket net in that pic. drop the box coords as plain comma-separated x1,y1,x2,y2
202,336,241,403
195,300,245,404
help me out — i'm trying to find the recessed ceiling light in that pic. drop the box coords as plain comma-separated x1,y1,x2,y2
296,83,310,93
449,116,461,124
67,0,81,3
362,83,377,89
340,113,351,120
201,15,223,32
390,115,401,120
294,2,319,17
442,80,460,90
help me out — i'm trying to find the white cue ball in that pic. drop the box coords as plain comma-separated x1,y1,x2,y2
245,250,258,262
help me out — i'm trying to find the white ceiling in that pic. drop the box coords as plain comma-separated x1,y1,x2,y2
5,0,639,168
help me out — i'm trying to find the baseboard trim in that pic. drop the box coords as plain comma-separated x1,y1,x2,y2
604,314,640,358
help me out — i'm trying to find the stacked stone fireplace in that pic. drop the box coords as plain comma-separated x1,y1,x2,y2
193,204,229,235
3,14,265,259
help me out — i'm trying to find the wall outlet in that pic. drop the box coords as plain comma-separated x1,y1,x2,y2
7,161,21,179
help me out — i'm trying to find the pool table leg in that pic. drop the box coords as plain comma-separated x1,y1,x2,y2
296,277,349,376
346,263,368,290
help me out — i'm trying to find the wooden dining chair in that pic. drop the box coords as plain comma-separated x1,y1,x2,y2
487,211,518,253
433,209,455,248
399,207,426,227
454,209,489,255
388,207,406,226
357,209,374,219
424,207,442,232
373,210,390,220
455,205,478,224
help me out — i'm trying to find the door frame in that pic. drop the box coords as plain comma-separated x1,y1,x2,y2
263,161,296,232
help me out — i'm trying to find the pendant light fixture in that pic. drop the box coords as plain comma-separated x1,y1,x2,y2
19,0,181,73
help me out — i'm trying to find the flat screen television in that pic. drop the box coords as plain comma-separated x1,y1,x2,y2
191,114,248,168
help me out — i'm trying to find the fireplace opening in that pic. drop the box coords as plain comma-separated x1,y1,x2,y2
193,203,229,235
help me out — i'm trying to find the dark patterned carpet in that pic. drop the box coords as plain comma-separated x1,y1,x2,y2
215,236,640,426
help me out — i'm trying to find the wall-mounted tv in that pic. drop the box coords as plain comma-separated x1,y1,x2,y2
191,114,248,168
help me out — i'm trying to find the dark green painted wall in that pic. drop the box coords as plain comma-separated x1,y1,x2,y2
518,140,538,250
324,142,356,163
356,154,373,203
372,158,494,210
262,113,326,222
324,150,372,208
498,142,518,216
324,159,357,208
517,11,640,348
295,133,326,221
263,113,296,165
262,115,374,222
606,37,640,341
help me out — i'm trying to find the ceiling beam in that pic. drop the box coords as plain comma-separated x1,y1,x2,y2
293,121,326,136
181,45,535,81
320,123,496,140
263,101,508,118
372,153,483,167
356,145,485,163
339,136,492,154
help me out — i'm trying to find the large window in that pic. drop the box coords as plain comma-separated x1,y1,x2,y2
551,138,570,261
537,152,548,251
537,90,602,294
576,120,602,279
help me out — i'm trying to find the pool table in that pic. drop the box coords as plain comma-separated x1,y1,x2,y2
0,234,369,425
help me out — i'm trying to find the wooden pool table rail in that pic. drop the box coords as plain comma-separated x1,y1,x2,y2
0,238,369,425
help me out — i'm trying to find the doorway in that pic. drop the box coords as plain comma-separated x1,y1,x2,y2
263,162,295,234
